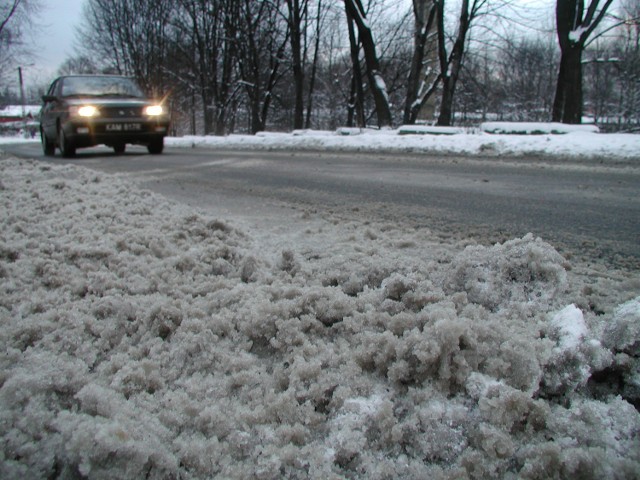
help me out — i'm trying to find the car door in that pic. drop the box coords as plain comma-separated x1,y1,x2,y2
40,79,60,138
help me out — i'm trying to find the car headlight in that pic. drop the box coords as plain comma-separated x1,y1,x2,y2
145,105,164,116
70,105,99,117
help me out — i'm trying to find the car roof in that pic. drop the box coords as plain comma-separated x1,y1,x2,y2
58,74,133,80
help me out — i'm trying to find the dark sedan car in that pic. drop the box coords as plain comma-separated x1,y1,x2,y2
39,75,170,157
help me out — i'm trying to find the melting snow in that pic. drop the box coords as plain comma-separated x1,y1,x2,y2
0,130,639,479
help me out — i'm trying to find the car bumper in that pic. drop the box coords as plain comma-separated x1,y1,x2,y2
62,118,170,147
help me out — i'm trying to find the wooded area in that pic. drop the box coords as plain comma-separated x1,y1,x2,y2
2,0,639,134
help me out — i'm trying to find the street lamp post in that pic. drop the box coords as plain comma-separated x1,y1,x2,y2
18,64,35,138
18,66,28,138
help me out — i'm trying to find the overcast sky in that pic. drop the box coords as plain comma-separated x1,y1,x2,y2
25,0,85,86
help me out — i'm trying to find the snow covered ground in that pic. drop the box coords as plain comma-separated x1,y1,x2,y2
0,127,639,479
160,125,640,161
3,123,640,160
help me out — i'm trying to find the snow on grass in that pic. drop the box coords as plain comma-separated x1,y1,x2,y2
1,156,638,479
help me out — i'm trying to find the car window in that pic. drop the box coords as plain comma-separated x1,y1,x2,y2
47,80,59,97
60,76,145,98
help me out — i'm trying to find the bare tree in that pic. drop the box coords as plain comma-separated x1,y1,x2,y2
345,1,366,127
0,0,21,37
404,0,438,124
57,55,100,76
285,0,307,130
498,36,558,121
304,0,328,128
435,0,489,126
552,0,615,123
281,0,329,130
343,0,393,127
236,0,289,133
581,0,640,130
614,0,640,130
312,5,353,129
455,48,496,123
0,0,41,87
171,0,239,135
59,0,634,134
78,0,174,96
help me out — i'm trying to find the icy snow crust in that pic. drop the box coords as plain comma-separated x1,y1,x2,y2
1,157,639,479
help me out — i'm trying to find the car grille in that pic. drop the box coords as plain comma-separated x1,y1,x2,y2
100,106,144,118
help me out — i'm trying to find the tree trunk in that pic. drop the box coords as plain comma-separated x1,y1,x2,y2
346,5,366,127
552,45,583,123
260,37,288,132
202,92,215,134
287,0,306,130
305,0,323,129
404,0,437,124
552,0,615,124
438,77,455,126
436,0,470,126
344,0,393,128
215,0,239,136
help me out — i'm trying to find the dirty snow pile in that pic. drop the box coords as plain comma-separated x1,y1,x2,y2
1,157,639,479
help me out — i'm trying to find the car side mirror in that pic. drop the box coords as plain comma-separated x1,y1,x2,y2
42,94,56,103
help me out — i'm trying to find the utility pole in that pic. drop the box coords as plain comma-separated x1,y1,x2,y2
18,66,27,138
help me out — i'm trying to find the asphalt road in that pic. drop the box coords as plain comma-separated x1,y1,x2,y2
3,142,639,270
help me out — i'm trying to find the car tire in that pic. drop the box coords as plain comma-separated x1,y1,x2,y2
147,138,164,154
58,126,76,158
113,143,126,155
41,128,55,156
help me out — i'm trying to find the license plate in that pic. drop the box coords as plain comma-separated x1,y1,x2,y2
106,123,141,131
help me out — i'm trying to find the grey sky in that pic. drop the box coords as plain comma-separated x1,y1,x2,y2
25,0,85,86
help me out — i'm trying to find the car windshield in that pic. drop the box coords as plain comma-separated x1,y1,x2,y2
61,76,145,98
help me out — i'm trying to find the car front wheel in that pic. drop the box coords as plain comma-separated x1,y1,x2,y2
147,137,164,154
41,128,55,156
58,127,76,158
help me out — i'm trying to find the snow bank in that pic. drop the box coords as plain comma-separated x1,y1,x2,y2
166,128,640,160
398,125,465,136
1,157,639,479
3,125,640,160
480,122,599,135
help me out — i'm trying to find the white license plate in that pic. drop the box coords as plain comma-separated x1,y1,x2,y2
106,123,141,131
